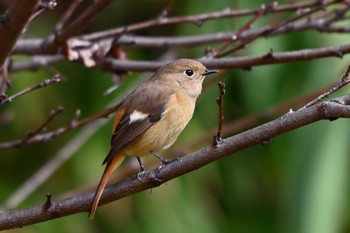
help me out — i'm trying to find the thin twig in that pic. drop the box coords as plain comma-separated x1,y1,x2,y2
23,106,64,144
0,58,10,100
299,65,350,110
213,82,225,146
44,193,52,210
0,74,61,105
55,0,83,31
159,0,175,18
27,0,57,24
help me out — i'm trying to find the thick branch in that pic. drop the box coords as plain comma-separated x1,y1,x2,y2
1,95,350,230
0,0,39,68
9,55,64,71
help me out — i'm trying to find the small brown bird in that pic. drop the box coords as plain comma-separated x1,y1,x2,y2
88,59,218,218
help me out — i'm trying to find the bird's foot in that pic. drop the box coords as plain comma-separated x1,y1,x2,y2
151,151,179,165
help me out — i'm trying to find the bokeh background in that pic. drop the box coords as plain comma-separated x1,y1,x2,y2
1,0,350,233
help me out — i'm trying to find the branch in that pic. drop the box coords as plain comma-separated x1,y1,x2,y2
1,94,350,230
300,65,350,109
23,106,64,144
213,82,225,145
0,0,39,68
54,0,83,32
0,74,61,105
0,0,40,97
10,55,64,72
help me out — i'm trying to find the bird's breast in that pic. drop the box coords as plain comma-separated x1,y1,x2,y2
125,92,196,156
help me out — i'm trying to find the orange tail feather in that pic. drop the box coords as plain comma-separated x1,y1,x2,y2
89,152,126,219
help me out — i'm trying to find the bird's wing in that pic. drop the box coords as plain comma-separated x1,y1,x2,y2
102,84,174,165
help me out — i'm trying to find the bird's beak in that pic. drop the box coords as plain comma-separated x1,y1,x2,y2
202,69,219,76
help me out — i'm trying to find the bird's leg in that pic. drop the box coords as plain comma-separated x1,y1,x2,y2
137,156,146,180
136,156,145,172
150,151,177,165
150,151,179,185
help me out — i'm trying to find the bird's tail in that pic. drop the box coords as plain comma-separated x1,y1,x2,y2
88,152,127,219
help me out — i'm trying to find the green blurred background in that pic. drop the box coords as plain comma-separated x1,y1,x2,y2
1,0,350,232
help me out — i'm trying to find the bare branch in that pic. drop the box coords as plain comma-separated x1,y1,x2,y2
54,0,83,31
0,0,40,97
27,0,57,24
300,65,350,110
0,0,40,68
23,106,64,143
159,0,175,18
0,74,61,105
213,82,225,145
0,59,10,100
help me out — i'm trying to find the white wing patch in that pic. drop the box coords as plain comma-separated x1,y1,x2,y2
129,110,149,123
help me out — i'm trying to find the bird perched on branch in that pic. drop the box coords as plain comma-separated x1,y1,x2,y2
89,58,218,218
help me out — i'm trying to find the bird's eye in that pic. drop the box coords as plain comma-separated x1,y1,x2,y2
184,69,194,77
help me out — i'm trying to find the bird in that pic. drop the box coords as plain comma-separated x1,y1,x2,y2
88,58,218,218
